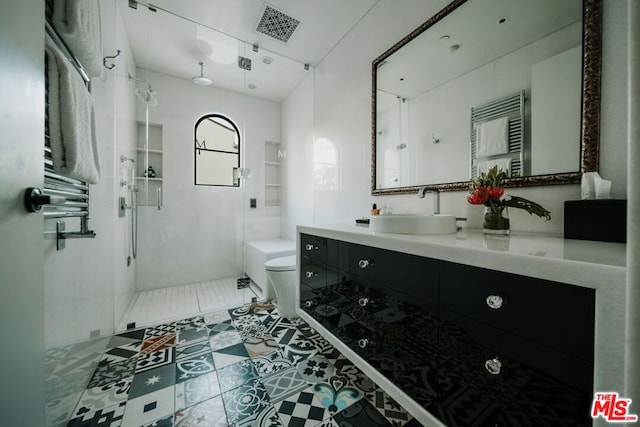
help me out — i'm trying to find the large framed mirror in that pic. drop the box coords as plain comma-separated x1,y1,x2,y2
371,0,602,194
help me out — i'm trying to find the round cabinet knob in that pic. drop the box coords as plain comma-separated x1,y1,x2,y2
305,271,318,278
358,338,369,348
358,259,373,269
305,300,313,307
485,358,502,375
358,297,370,307
486,294,504,309
305,244,318,251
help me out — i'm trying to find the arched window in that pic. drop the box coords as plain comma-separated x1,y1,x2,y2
194,114,241,186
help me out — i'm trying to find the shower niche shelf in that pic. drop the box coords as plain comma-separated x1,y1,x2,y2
136,121,163,208
265,141,281,207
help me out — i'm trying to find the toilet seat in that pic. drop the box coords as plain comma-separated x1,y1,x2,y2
265,255,296,272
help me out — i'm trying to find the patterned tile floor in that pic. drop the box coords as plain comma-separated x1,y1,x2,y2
45,301,423,427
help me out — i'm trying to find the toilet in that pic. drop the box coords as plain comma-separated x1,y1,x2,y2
243,239,295,298
265,255,298,318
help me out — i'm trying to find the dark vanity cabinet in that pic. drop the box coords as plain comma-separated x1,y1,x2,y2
438,262,594,427
299,234,440,412
299,234,596,427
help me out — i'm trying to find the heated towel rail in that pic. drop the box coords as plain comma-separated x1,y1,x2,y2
470,90,525,179
23,15,96,250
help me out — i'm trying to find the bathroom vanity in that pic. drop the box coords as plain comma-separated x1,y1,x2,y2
296,225,626,427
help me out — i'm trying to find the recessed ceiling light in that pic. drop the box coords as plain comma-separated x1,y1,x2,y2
248,83,257,89
497,16,509,25
449,44,460,53
262,56,273,65
439,35,451,42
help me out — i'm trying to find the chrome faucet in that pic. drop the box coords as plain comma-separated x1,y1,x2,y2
418,187,440,215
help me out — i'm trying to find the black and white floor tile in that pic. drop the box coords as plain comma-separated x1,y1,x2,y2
45,301,418,427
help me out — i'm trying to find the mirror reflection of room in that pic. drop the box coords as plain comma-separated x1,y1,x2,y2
375,0,583,190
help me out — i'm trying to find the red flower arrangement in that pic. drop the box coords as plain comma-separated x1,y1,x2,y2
468,166,551,231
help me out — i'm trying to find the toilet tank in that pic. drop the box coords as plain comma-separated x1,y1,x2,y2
243,238,295,293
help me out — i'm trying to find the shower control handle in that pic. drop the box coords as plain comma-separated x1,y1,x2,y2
157,188,162,210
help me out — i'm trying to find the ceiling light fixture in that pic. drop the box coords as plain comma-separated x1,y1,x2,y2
192,61,212,86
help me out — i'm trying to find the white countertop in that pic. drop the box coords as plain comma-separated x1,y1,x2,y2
298,224,626,291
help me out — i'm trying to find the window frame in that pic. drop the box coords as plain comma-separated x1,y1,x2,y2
194,113,241,187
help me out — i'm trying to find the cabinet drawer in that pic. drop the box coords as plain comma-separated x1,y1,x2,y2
300,261,327,288
438,308,592,427
332,297,439,413
300,283,356,332
345,243,439,304
439,261,595,360
301,234,326,263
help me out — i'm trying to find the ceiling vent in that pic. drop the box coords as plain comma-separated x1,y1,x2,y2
255,4,300,43
238,56,252,71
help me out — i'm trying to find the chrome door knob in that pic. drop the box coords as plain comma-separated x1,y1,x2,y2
305,300,313,307
305,244,318,251
486,294,504,309
485,358,502,375
358,338,369,348
358,259,373,268
358,297,370,307
305,271,318,278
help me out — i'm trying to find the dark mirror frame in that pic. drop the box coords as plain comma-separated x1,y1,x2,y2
371,0,602,195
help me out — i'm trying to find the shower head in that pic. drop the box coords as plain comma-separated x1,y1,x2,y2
135,86,159,106
192,61,212,86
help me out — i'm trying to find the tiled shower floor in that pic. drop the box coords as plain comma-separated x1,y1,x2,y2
45,301,422,426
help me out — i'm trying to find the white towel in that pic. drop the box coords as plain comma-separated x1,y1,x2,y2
476,117,509,157
52,0,103,78
477,158,511,176
46,35,101,184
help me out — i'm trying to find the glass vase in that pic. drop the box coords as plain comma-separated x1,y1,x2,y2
483,206,510,235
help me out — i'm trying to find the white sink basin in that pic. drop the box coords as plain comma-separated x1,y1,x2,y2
369,214,457,235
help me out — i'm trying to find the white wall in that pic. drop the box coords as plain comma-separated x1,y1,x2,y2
134,70,281,291
282,0,628,236
281,74,315,240
0,1,45,423
531,45,582,175
44,0,138,348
